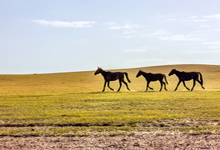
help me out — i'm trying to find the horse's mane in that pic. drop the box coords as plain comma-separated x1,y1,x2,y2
98,67,105,71
141,71,152,75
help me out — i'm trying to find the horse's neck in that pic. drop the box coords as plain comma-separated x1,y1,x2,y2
175,70,182,76
100,70,108,76
142,72,150,77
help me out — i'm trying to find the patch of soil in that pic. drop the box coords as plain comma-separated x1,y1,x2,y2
0,134,220,149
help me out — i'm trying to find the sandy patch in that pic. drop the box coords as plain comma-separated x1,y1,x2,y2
0,134,219,149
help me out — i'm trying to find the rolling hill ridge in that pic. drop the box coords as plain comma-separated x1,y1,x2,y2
0,64,219,95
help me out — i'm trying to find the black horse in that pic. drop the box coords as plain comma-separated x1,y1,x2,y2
136,70,169,91
169,69,205,91
94,67,131,92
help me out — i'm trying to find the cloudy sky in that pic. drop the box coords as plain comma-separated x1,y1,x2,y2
1,0,220,74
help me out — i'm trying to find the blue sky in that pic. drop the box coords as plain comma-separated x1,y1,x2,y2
1,0,220,74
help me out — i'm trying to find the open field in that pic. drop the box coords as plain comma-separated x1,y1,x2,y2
0,64,220,148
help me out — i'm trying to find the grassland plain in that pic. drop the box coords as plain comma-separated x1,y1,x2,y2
0,64,220,136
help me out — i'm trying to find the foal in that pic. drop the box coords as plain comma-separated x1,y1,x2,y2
94,67,131,92
169,69,205,91
136,70,169,91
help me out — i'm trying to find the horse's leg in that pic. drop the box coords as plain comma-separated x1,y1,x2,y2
107,81,114,91
198,72,205,90
102,81,107,92
196,78,205,90
183,81,190,91
145,81,150,92
163,81,167,91
117,80,122,92
148,87,153,90
159,81,163,91
191,79,196,91
148,86,153,90
174,81,181,91
122,80,130,91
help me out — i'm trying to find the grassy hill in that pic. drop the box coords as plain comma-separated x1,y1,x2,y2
0,64,219,95
0,64,219,136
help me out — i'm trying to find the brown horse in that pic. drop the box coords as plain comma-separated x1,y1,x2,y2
136,70,169,91
169,69,205,91
94,67,131,92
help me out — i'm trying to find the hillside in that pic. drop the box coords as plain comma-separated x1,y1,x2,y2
0,64,220,149
0,64,219,95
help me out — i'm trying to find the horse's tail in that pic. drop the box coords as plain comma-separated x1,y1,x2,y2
124,72,131,83
163,74,169,85
198,72,205,89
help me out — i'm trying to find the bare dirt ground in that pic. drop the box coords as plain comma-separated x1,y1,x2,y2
0,134,220,149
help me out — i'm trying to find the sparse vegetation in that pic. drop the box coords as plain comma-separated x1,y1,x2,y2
0,64,219,136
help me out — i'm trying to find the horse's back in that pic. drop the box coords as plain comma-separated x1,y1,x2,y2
145,73,163,81
105,72,125,81
181,71,199,80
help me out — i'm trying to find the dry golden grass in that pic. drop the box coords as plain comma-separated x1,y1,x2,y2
0,64,219,95
0,64,219,136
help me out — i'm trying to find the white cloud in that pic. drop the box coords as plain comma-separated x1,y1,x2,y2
124,35,136,38
207,46,220,49
184,50,220,53
32,20,96,27
105,22,117,26
203,41,220,45
124,47,147,52
203,41,220,49
159,34,203,41
182,19,190,22
123,29,137,38
106,22,139,30
193,19,208,22
108,26,122,30
190,16,198,19
151,31,169,36
105,22,140,38
199,25,210,28
213,29,220,31
183,16,208,22
204,14,220,19
123,30,137,34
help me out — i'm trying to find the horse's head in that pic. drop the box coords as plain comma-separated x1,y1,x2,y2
169,69,176,76
94,67,103,75
136,70,143,78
